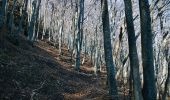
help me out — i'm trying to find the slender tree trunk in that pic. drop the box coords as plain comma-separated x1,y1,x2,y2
138,0,157,99
71,19,75,61
28,0,37,42
94,26,99,75
124,0,143,99
162,44,170,100
8,0,17,34
42,0,48,40
17,0,29,37
59,22,63,55
129,68,133,100
162,62,170,100
75,0,84,71
33,0,41,41
0,0,7,28
101,0,118,99
48,3,54,42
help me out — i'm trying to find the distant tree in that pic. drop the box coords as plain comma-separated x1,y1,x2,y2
17,0,29,38
34,0,41,41
138,0,157,99
0,0,7,28
41,0,48,40
101,0,118,99
28,0,41,42
75,0,84,71
8,0,17,34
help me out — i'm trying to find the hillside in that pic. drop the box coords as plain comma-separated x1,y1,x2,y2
0,34,111,100
1,0,169,99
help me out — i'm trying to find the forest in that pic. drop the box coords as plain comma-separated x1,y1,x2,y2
0,0,170,100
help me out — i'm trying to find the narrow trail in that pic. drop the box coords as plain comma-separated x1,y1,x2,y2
0,37,109,100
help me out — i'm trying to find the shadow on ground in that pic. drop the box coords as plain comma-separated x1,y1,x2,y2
0,34,108,100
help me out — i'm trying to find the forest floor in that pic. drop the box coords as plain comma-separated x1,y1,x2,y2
0,24,130,100
0,32,118,100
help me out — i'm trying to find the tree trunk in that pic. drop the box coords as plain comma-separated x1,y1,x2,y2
33,0,41,41
101,0,118,99
42,0,48,40
0,0,7,28
138,0,157,99
8,0,17,34
17,0,28,38
124,0,143,99
162,62,170,100
28,0,37,42
75,0,84,71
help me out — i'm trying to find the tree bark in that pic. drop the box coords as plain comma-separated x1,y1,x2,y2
101,0,118,99
124,0,143,99
162,62,170,100
0,0,7,28
138,0,157,99
75,0,84,71
28,0,37,42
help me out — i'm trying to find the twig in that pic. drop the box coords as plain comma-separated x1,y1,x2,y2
30,81,46,100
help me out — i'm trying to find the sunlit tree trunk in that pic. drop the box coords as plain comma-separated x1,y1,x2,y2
59,21,63,55
36,8,41,40
94,26,99,75
48,3,54,42
71,14,76,61
42,0,48,40
162,62,170,100
162,43,170,100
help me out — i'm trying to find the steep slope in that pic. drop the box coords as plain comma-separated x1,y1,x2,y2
0,34,109,100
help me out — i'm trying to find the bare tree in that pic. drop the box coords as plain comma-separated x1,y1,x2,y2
139,0,157,99
75,0,84,71
124,0,143,99
101,0,118,99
